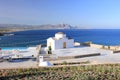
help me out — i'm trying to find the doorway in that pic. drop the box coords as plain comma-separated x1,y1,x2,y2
63,42,66,48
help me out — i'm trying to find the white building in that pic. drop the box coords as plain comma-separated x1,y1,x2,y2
47,32,74,51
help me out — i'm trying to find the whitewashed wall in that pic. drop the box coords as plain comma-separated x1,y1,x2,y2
67,39,74,48
47,37,74,51
47,38,55,50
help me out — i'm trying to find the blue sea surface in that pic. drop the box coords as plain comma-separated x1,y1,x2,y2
0,29,120,47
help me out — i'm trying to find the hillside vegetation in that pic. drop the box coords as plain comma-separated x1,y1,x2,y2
0,64,120,80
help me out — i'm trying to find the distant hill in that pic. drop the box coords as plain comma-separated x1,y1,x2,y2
0,24,78,33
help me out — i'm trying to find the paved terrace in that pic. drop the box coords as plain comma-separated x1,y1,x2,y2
0,47,120,69
52,46,112,57
51,47,120,64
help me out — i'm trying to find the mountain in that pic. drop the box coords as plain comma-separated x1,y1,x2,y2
0,24,78,33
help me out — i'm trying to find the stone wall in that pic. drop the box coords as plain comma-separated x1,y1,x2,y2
90,44,103,49
109,46,120,50
90,43,120,51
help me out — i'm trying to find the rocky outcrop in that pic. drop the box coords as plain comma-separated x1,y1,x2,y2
0,33,4,36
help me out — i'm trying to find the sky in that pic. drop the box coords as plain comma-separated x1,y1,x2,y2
0,0,120,29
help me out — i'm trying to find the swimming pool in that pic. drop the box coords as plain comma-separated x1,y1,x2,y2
1,47,28,50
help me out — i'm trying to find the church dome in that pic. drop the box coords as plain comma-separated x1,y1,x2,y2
56,32,65,34
55,32,66,39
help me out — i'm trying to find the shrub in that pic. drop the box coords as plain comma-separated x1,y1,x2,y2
0,64,120,80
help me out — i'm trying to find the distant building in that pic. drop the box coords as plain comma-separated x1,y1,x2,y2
47,32,74,51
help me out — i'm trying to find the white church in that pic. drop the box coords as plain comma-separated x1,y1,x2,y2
47,32,74,51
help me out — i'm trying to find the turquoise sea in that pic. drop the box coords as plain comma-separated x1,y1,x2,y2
0,29,120,49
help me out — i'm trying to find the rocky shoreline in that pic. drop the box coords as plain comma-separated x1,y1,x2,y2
0,33,4,36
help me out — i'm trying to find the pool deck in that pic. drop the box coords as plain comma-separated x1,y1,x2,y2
0,47,37,58
0,46,120,69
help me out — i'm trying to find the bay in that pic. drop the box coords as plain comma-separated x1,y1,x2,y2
0,29,120,47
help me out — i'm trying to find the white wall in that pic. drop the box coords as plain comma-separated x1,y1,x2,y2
67,39,74,48
54,39,64,50
52,38,74,50
47,37,74,51
47,38,55,50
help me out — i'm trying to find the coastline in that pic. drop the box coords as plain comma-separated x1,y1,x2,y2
0,41,120,74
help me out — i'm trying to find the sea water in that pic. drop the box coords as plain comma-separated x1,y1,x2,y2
0,29,120,48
